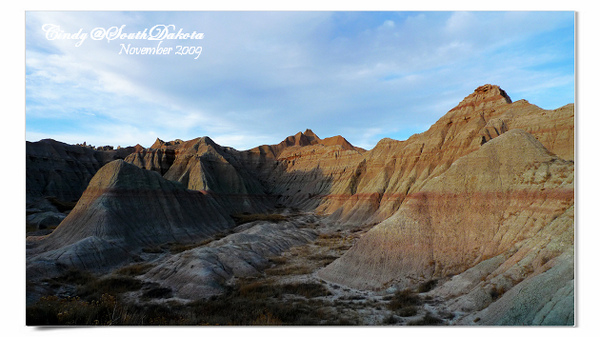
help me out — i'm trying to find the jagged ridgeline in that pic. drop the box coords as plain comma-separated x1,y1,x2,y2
26,84,574,325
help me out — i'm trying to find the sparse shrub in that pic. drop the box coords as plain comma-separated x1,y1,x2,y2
267,255,288,265
78,275,144,301
344,295,365,301
383,314,399,324
167,242,205,254
397,306,419,317
265,264,313,276
489,285,506,300
281,283,331,298
252,311,283,325
317,232,344,240
307,254,338,266
237,280,330,300
333,317,361,325
49,268,95,286
417,279,438,293
26,293,141,325
407,311,444,326
439,311,455,320
142,287,173,300
237,280,280,299
387,289,421,311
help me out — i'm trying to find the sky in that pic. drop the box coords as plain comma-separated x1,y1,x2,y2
25,11,574,150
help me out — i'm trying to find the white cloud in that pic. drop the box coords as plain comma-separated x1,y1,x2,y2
25,11,574,150
380,20,395,29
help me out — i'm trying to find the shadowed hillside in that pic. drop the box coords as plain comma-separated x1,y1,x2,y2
26,84,574,326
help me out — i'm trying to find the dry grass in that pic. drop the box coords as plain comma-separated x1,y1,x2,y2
27,294,128,325
307,254,338,266
407,311,444,326
265,264,314,276
77,276,144,301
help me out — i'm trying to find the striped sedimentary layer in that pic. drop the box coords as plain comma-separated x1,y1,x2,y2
25,85,574,324
317,129,574,325
318,129,573,287
26,139,137,203
312,85,574,225
27,160,234,277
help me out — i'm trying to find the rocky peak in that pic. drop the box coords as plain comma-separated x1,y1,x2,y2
303,129,320,140
86,159,169,190
284,130,317,147
151,137,186,149
450,84,512,112
151,138,165,149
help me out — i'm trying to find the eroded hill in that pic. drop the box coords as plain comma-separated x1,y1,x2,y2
25,84,574,325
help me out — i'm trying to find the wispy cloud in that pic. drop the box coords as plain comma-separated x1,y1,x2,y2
26,11,574,150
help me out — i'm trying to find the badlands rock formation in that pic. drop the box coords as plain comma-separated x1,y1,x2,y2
26,84,574,325
314,84,573,226
144,215,319,299
27,160,234,278
26,139,137,203
125,136,276,215
316,86,574,325
318,130,573,286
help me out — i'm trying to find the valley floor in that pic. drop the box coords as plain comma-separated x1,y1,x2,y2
26,211,460,326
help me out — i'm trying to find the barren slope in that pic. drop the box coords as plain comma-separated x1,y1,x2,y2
25,84,575,325
27,160,234,278
315,85,574,225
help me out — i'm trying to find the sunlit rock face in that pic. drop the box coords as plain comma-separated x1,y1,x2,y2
25,84,574,325
318,129,573,288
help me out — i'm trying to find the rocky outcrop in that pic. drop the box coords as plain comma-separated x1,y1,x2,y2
319,129,573,286
124,147,175,175
26,139,137,204
233,130,366,214
25,84,574,325
479,100,574,161
126,136,276,214
317,129,574,324
144,215,319,299
313,85,574,225
27,160,234,277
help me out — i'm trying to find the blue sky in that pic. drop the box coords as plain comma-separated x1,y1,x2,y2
25,11,574,150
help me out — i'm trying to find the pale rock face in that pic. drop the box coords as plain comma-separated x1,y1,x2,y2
144,215,319,299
